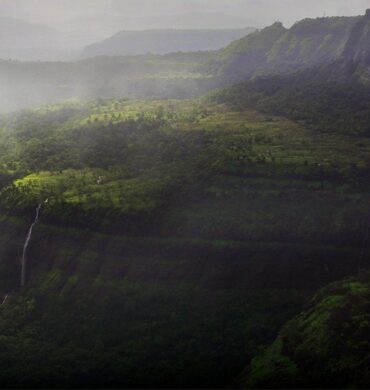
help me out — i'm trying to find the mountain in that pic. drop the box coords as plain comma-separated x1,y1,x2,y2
0,12,369,115
82,28,256,58
210,14,363,82
211,10,370,136
1,12,370,111
245,273,370,388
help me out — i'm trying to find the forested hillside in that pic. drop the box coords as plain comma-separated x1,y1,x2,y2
0,96,369,386
211,66,370,135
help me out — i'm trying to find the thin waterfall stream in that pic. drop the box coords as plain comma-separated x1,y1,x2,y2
1,294,9,305
21,203,42,288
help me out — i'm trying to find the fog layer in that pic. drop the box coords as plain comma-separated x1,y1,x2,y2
1,0,369,32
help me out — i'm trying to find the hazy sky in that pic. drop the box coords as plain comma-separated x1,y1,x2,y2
1,0,370,33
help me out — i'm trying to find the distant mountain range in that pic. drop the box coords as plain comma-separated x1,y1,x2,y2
82,28,256,58
1,10,369,111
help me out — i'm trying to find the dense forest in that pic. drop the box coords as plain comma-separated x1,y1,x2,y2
0,5,369,389
211,67,370,135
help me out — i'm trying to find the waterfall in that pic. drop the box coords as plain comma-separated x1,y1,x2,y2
1,294,9,305
21,204,42,288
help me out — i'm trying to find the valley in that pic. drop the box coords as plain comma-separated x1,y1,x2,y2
0,97,369,386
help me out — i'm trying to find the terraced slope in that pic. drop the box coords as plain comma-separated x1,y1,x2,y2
0,99,369,387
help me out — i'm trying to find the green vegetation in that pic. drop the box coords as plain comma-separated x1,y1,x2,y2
0,95,368,386
246,273,370,388
208,10,370,140
211,67,370,135
0,10,370,388
1,99,370,245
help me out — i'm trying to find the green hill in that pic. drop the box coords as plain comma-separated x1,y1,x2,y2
246,273,370,388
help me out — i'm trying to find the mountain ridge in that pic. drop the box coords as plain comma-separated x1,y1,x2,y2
1,12,370,110
212,13,365,82
83,27,256,58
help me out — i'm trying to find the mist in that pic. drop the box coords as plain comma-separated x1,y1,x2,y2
0,0,369,112
0,0,368,60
